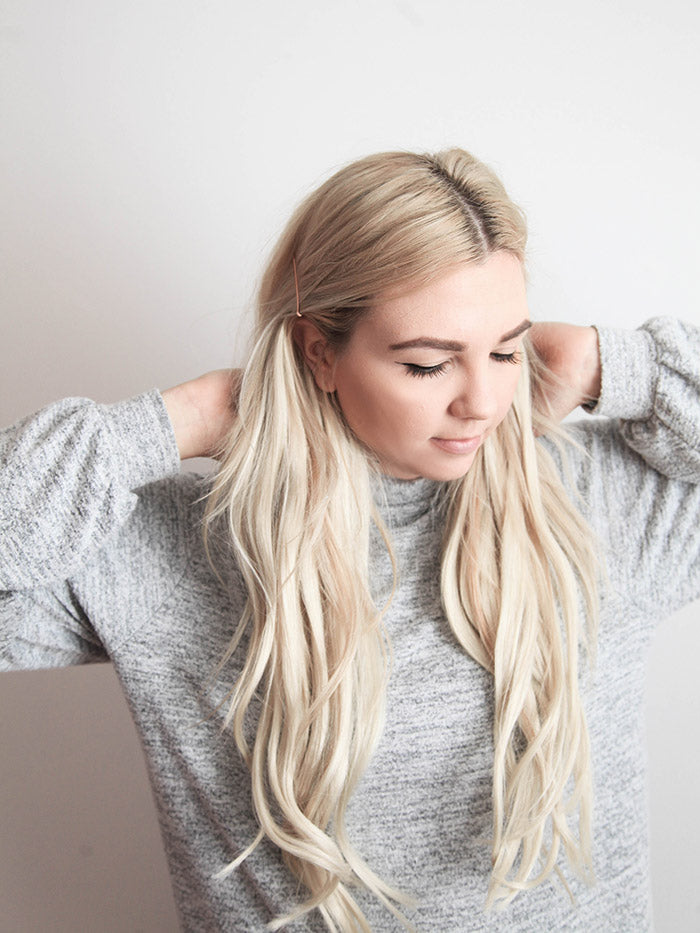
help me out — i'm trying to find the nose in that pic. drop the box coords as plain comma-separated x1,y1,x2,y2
447,362,497,422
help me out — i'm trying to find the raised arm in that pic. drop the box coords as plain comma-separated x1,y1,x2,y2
539,316,700,617
533,316,700,482
590,317,700,482
161,368,239,461
0,391,181,591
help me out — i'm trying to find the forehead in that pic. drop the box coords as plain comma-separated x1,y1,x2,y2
366,253,528,341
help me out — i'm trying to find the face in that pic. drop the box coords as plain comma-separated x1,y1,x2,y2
308,251,530,481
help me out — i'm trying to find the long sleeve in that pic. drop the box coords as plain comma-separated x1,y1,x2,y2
556,317,700,618
588,316,700,482
0,390,182,668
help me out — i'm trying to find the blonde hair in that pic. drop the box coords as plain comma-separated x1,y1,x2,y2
204,149,598,930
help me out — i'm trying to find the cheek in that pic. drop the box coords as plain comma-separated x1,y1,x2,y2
478,370,520,439
370,378,438,433
495,368,522,419
334,370,387,434
501,372,520,406
335,369,430,439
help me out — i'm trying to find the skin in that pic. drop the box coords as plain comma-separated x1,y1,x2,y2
163,253,601,466
298,252,530,481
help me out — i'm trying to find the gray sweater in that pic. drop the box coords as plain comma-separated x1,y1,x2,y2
2,318,700,932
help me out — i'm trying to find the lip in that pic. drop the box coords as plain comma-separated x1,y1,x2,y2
430,435,482,455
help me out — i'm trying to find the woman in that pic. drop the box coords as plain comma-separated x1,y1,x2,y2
2,148,699,931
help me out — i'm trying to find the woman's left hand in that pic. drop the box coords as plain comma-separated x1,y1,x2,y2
528,323,601,425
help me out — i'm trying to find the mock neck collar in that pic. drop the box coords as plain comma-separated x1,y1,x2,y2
370,473,446,527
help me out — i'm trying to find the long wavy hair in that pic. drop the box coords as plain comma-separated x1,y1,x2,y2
203,149,599,931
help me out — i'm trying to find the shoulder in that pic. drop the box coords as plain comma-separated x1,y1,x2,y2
537,417,664,558
540,417,700,614
121,468,214,578
539,415,698,523
132,468,208,541
70,469,220,627
538,417,647,499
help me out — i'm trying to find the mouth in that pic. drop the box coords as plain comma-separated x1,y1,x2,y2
430,436,482,455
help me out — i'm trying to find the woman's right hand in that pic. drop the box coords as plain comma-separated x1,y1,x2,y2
162,369,240,460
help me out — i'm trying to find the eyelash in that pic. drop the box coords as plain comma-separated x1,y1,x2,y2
492,351,521,365
404,352,521,378
404,362,449,378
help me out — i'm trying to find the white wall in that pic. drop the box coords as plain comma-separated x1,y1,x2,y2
1,0,698,929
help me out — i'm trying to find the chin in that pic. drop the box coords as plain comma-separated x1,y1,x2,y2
421,466,473,482
379,446,480,482
403,454,478,482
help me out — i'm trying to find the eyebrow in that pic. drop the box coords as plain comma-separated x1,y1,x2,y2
388,319,532,351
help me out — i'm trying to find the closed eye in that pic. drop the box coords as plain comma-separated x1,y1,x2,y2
403,362,449,378
491,351,522,364
403,351,522,376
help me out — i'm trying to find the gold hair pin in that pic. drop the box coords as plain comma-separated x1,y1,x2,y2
292,257,302,317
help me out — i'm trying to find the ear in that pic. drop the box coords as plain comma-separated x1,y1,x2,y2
292,319,338,392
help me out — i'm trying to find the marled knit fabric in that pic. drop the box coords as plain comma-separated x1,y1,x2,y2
2,317,699,931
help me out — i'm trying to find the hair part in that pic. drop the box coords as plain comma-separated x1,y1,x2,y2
204,147,598,930
257,149,527,354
